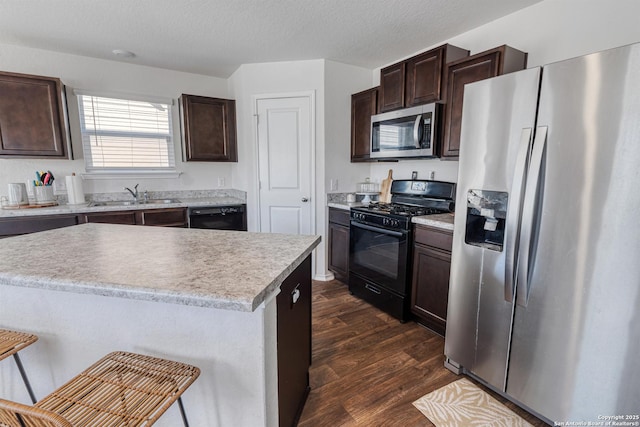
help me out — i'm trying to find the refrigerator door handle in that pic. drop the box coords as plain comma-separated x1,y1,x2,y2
504,127,533,302
516,126,548,307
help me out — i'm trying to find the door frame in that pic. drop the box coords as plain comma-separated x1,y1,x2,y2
253,91,317,236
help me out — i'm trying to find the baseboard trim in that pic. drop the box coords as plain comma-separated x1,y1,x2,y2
314,272,335,281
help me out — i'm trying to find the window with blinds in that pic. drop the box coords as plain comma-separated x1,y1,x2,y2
77,93,176,171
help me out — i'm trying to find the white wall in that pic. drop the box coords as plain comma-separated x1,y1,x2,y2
369,0,640,185
324,60,374,195
0,43,232,195
228,60,328,278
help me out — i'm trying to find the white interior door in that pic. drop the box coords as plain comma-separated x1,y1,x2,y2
257,95,313,235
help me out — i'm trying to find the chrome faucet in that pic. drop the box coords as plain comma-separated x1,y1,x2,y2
124,184,139,201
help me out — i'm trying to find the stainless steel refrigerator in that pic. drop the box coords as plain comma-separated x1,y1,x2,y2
445,42,640,423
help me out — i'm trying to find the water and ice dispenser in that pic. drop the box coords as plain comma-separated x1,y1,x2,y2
465,190,508,251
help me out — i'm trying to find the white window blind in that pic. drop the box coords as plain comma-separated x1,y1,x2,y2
78,93,175,172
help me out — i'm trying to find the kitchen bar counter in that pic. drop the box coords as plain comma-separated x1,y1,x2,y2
0,223,320,426
0,223,319,311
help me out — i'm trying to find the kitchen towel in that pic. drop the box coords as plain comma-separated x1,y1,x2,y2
66,174,86,205
412,377,532,426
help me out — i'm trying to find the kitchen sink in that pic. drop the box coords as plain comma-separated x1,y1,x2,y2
142,199,182,205
88,199,181,207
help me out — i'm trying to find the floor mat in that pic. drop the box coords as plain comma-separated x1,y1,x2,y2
412,377,533,426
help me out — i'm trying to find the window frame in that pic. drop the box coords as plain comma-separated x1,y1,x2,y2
74,90,180,178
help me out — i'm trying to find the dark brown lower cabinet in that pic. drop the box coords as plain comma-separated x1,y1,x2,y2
328,207,350,283
277,255,312,427
0,208,188,238
138,208,188,227
0,214,79,238
411,225,453,336
81,210,137,225
81,208,187,227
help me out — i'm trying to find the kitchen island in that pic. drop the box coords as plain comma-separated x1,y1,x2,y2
0,223,320,426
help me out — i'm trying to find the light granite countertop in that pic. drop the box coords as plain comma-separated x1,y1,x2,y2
327,202,365,211
412,213,455,231
0,223,320,312
0,196,246,218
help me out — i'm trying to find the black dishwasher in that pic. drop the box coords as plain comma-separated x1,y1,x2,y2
188,205,247,231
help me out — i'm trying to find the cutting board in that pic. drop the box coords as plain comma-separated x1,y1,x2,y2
379,169,393,203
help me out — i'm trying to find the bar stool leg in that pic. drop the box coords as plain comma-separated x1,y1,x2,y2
177,397,190,427
12,353,37,404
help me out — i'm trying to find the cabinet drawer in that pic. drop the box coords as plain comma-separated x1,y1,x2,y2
140,208,187,227
328,207,350,227
81,211,137,225
414,225,453,252
0,214,78,237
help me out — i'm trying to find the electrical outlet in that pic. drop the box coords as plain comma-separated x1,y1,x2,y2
330,179,339,191
54,179,67,194
217,177,226,187
430,171,436,180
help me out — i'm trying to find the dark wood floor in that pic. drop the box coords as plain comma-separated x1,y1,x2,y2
298,279,548,426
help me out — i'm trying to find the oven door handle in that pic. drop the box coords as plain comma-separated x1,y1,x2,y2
351,221,405,238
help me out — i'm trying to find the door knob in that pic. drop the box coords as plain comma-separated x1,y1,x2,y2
301,197,309,202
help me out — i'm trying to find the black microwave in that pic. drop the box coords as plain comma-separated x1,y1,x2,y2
370,103,440,159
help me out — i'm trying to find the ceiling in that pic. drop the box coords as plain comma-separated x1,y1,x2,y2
0,0,542,78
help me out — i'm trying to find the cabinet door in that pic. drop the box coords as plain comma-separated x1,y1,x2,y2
441,46,527,158
328,221,349,283
0,71,70,158
411,243,452,336
81,210,137,225
405,49,444,106
277,256,312,427
0,215,78,238
180,94,237,162
140,208,187,227
442,51,501,158
379,62,405,113
350,88,378,162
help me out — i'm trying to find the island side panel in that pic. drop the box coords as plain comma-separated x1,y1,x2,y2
277,255,312,427
0,284,277,427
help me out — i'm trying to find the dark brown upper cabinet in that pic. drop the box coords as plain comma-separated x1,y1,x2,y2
0,71,71,158
379,44,469,113
379,63,405,113
180,94,237,162
441,45,528,159
350,87,378,162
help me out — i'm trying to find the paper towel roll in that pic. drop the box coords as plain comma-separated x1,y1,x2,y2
66,175,86,205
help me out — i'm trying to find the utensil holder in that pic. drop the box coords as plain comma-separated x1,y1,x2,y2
34,186,54,204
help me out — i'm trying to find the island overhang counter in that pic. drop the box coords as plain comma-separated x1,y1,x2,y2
0,223,320,427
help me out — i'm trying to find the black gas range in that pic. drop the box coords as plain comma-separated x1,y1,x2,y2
349,180,456,322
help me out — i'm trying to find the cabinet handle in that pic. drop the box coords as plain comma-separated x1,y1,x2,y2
290,283,301,308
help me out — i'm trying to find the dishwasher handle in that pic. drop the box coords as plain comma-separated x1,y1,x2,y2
189,206,244,216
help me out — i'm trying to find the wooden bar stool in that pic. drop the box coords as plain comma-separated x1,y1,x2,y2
0,351,200,427
0,329,38,404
